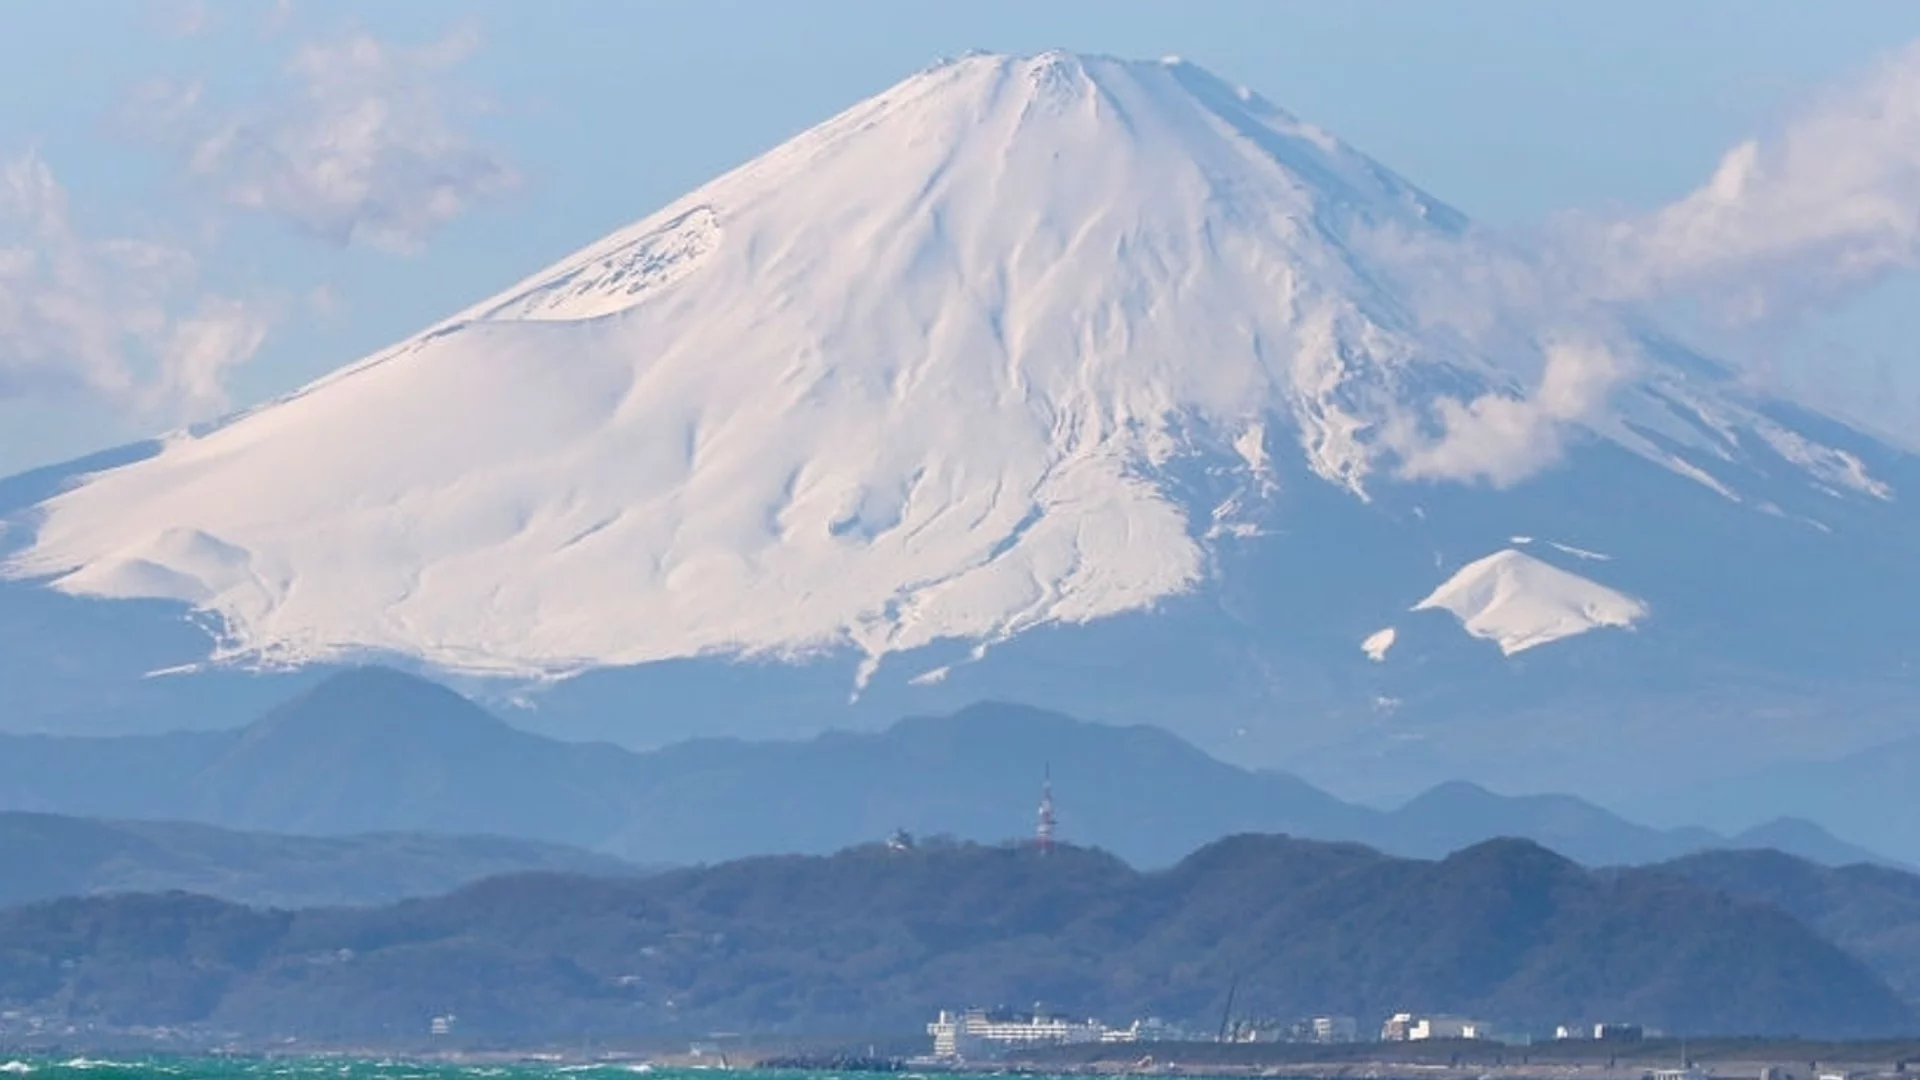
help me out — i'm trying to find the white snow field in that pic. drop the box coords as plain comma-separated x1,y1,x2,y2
2,52,1890,679
1414,549,1647,655
1361,627,1398,663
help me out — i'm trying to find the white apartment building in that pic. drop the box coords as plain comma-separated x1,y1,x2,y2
1383,1013,1491,1041
927,1008,1113,1059
1412,1016,1489,1040
1312,1015,1359,1043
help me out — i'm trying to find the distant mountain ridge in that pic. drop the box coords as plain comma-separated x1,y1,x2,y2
0,811,642,909
0,836,1906,1042
0,668,1892,869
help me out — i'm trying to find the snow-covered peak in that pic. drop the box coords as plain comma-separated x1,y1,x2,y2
0,53,1891,683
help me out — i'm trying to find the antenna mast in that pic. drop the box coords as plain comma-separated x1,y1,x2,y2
1036,763,1056,855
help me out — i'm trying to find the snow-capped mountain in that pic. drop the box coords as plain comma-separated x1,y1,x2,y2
2,52,1916,818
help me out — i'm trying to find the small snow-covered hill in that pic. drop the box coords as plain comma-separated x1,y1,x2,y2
1409,548,1646,656
2,52,1916,819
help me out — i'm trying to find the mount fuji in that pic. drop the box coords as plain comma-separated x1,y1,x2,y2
2,52,1916,825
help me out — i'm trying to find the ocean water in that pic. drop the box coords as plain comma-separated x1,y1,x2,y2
0,1063,927,1080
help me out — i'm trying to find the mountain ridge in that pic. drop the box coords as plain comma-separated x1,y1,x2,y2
0,668,1895,869
0,834,1907,1041
0,809,644,909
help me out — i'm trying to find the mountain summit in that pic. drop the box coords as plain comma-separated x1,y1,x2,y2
11,52,1480,678
3,53,1916,811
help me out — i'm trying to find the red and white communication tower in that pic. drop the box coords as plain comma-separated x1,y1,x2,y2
1035,764,1057,854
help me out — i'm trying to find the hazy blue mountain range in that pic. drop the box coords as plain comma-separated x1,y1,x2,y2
0,811,642,910
0,836,1907,1042
0,668,1893,869
1701,736,1920,872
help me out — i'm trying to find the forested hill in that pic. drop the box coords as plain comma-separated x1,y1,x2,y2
0,835,1908,1043
1656,848,1920,1006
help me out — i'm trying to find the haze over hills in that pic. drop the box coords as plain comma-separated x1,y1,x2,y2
1702,735,1920,869
0,668,1895,868
0,837,1907,1042
0,51,1916,831
0,811,642,910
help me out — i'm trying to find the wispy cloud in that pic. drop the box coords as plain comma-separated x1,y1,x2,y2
0,152,266,416
1388,336,1639,488
1583,39,1920,324
135,27,519,253
1361,37,1920,486
1353,219,1634,487
1,23,512,435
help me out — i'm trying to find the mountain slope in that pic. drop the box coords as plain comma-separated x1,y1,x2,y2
17,51,1479,677
0,811,640,909
1379,782,1897,870
1711,734,1920,869
0,669,1893,869
0,837,1906,1040
0,52,1913,821
1658,848,1920,1006
183,667,641,840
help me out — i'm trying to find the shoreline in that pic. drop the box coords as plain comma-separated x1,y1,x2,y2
4,1037,1919,1080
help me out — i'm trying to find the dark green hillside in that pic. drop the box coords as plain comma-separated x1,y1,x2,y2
1659,848,1920,1004
0,835,1907,1042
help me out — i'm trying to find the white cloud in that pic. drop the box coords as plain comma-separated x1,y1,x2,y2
1582,39,1920,324
1358,36,1920,486
0,152,265,416
139,28,518,253
155,296,269,410
1352,219,1640,487
1389,337,1637,488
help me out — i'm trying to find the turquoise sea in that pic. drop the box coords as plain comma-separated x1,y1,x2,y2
0,1063,946,1080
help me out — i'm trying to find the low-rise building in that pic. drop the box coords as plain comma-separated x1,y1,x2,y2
1408,1015,1490,1041
927,1008,1116,1059
1311,1015,1359,1043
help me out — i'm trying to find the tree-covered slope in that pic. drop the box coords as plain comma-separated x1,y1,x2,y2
0,836,1907,1042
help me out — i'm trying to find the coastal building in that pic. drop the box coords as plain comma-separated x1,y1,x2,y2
1594,1022,1644,1041
1222,1018,1289,1043
1311,1016,1359,1043
1393,1015,1489,1041
927,1007,1117,1059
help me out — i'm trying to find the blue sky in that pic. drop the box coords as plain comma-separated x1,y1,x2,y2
3,0,1919,475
